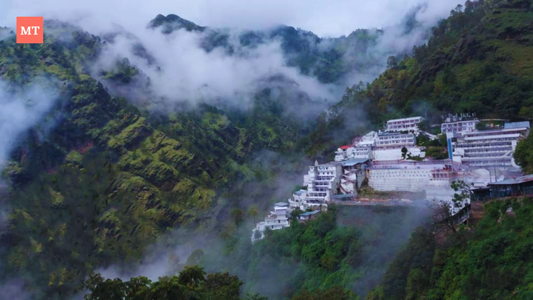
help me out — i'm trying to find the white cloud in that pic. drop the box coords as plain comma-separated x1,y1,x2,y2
0,79,59,173
2,0,462,37
0,0,464,111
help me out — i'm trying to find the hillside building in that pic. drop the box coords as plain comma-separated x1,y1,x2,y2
441,119,479,135
472,174,533,200
386,116,423,132
253,117,530,242
375,132,416,149
451,122,530,168
251,202,290,242
298,210,321,221
334,131,377,162
302,161,341,210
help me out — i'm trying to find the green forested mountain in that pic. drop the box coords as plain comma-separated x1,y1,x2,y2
309,0,533,156
0,21,315,298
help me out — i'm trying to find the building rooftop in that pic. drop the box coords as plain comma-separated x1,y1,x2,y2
464,127,528,136
504,121,530,129
339,145,353,150
341,158,369,167
274,202,289,207
387,116,422,123
488,174,533,186
378,132,414,137
293,190,306,195
300,210,321,217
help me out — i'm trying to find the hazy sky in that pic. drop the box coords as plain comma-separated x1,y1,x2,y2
2,0,462,37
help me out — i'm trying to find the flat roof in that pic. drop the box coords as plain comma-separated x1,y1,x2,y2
293,190,306,195
341,158,369,167
378,132,414,137
504,121,530,129
464,133,521,141
442,119,478,124
274,202,289,207
464,127,528,136
387,116,422,123
300,210,321,216
488,174,533,186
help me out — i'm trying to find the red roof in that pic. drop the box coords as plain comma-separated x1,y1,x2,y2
340,145,353,150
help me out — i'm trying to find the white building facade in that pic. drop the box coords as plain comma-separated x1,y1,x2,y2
375,132,416,150
252,202,291,242
441,119,478,135
302,162,341,210
452,123,529,168
386,116,423,132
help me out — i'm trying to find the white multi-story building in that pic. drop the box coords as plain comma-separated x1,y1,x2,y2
375,132,416,149
451,122,530,168
386,116,423,132
334,131,378,162
252,202,291,242
288,190,308,211
441,119,478,135
253,117,531,242
303,162,341,210
368,161,453,193
334,144,373,161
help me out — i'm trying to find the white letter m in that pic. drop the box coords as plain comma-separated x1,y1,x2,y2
21,26,31,35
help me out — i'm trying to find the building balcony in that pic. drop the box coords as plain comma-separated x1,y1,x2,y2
464,147,512,153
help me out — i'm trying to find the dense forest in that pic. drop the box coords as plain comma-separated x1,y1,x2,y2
2,0,533,299
367,197,533,300
307,0,533,156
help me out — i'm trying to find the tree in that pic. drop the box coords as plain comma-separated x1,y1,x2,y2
451,180,473,205
431,181,473,233
83,266,252,300
230,208,244,226
291,286,356,300
253,229,263,241
244,293,269,300
186,249,205,266
401,146,408,159
387,56,398,69
431,201,457,233
290,208,303,220
247,205,259,224
83,273,129,300
514,133,533,173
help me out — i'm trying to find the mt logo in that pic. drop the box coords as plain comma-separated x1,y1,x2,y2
17,17,43,44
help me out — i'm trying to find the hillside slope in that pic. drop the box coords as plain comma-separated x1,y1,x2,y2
0,22,313,298
332,0,532,126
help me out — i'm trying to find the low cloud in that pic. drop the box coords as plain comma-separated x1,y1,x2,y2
0,279,31,300
0,79,59,174
0,79,59,229
93,29,338,111
3,0,462,37
2,0,463,115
